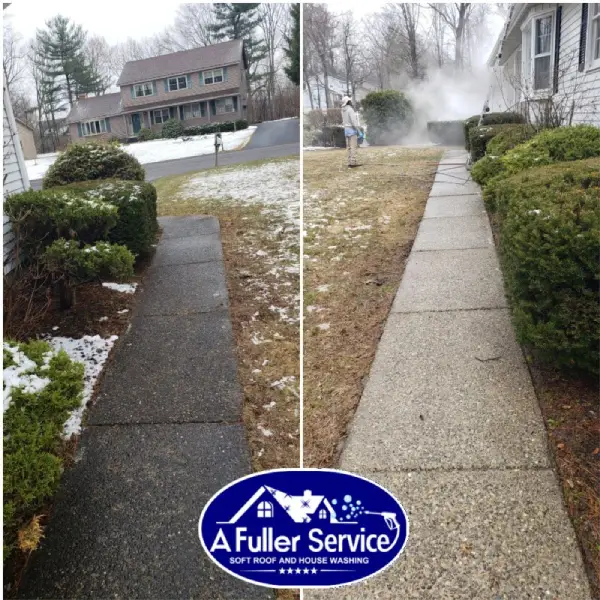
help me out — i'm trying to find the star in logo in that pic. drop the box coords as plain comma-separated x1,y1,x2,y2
287,568,293,574
303,568,310,574
279,568,286,575
295,568,301,574
311,568,317,574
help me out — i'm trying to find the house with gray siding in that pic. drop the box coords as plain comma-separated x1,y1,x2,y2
68,39,248,142
487,3,600,126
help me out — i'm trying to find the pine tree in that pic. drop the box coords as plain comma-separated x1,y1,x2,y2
36,15,101,108
283,4,300,86
210,4,267,89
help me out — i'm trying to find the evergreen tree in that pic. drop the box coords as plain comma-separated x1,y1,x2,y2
36,15,101,108
210,4,267,89
283,4,300,86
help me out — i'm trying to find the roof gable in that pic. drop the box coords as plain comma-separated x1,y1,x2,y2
67,92,122,123
117,40,243,86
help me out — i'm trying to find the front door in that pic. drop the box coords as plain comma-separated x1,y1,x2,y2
131,113,142,134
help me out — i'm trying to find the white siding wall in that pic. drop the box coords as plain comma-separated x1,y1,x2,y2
3,85,30,274
488,3,600,125
556,3,600,125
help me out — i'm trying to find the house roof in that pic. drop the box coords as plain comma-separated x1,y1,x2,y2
67,93,122,123
15,118,34,131
117,40,244,86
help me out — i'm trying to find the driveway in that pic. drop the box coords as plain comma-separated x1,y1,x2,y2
29,119,300,189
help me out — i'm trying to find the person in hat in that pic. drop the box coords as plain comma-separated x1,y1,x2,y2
341,96,362,168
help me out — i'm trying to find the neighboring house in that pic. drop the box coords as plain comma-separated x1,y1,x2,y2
223,487,341,525
487,3,600,126
3,84,30,274
303,75,375,111
67,39,248,142
15,118,37,160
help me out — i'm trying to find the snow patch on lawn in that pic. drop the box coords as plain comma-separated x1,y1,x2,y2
47,335,118,437
102,282,138,294
3,344,51,413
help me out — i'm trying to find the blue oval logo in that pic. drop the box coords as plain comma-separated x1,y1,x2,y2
198,468,409,589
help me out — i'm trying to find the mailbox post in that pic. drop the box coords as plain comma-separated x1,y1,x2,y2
214,132,223,167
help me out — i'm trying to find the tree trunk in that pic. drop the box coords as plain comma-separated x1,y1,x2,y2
57,281,75,310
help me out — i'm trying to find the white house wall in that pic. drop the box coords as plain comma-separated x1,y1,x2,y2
3,85,30,274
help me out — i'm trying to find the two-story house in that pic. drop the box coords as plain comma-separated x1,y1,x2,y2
67,39,248,142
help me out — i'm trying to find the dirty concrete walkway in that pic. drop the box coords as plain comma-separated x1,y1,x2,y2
309,149,591,599
18,216,272,599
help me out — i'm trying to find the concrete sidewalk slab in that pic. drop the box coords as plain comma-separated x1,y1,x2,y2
151,233,223,267
89,312,242,425
309,469,590,600
18,423,272,600
342,310,550,471
429,179,480,197
413,215,493,251
423,195,485,218
137,261,229,316
392,249,507,312
159,215,220,239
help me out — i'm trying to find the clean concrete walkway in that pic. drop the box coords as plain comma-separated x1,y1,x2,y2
310,149,591,599
18,216,272,599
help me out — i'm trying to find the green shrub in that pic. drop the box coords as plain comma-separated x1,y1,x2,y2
361,90,413,145
182,119,249,136
43,239,134,308
486,124,537,157
43,143,145,189
471,155,505,186
4,189,119,258
500,125,600,177
235,119,249,130
469,123,517,162
137,127,158,142
490,159,600,373
60,180,158,256
427,120,465,146
3,339,84,559
161,118,184,139
464,111,525,151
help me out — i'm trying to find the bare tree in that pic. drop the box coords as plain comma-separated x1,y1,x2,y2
3,20,26,91
85,35,114,93
173,4,218,48
428,3,474,70
259,3,287,120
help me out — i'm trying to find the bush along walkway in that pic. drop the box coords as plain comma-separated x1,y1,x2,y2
17,216,272,599
310,149,592,600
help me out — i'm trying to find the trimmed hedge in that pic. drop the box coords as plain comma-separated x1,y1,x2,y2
488,159,600,373
468,123,520,162
464,111,525,151
60,180,158,256
183,119,249,136
361,90,413,145
486,124,537,157
500,125,600,177
137,127,157,142
43,143,145,189
3,339,84,558
471,155,505,186
427,120,465,146
162,118,184,139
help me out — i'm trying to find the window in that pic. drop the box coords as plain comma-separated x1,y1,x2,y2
153,108,171,124
590,4,600,69
319,509,327,519
521,12,554,92
204,68,224,85
134,82,154,98
82,119,107,136
183,102,205,120
168,76,189,91
257,501,273,518
215,97,235,114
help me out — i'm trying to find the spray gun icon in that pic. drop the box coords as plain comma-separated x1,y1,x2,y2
364,511,401,531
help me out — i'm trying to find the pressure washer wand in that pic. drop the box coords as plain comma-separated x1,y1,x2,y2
364,511,400,531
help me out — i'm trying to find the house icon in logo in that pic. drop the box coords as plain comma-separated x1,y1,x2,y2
218,486,356,525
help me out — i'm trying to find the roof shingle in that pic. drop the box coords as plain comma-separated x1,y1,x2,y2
67,93,122,123
117,40,243,86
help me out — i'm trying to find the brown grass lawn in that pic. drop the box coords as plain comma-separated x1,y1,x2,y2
303,146,442,467
154,158,300,473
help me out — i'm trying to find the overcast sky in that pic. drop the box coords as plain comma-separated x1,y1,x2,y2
4,2,175,44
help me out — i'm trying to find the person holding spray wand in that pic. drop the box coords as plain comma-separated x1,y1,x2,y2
341,96,363,168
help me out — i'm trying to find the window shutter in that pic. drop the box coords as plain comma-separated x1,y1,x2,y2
199,72,204,86
179,106,184,120
233,96,238,112
150,111,154,125
77,123,83,137
186,74,192,88
130,86,136,98
169,106,176,119
579,3,588,71
223,66,228,82
105,118,111,133
553,6,562,93
164,79,169,92
152,81,157,95
210,100,216,116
